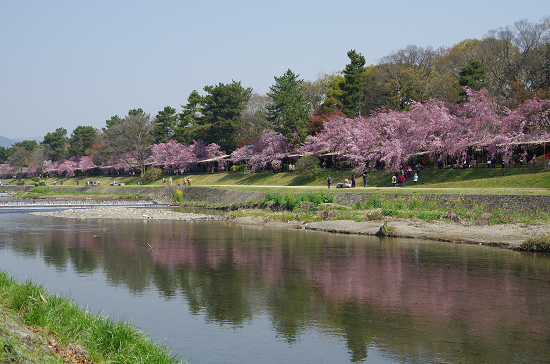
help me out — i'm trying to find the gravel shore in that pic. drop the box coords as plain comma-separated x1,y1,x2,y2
31,207,550,249
31,207,224,221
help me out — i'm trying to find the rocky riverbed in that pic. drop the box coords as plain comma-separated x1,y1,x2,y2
30,207,550,249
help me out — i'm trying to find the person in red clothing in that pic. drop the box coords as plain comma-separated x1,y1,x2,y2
399,174,405,186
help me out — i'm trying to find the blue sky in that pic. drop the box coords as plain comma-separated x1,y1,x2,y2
1,0,548,139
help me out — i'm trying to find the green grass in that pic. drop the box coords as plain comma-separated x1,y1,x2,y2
190,166,550,194
0,271,183,363
14,164,550,194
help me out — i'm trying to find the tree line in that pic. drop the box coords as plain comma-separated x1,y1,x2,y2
1,16,549,179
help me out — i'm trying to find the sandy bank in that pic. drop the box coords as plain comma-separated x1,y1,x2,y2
226,215,547,248
30,207,224,221
30,207,549,249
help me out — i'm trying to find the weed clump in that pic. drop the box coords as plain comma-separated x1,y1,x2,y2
519,235,550,251
264,192,334,211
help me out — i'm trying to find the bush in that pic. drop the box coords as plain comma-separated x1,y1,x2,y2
231,164,247,172
140,168,162,184
31,177,40,182
172,190,184,203
364,195,383,209
32,187,51,193
264,192,334,211
295,155,321,180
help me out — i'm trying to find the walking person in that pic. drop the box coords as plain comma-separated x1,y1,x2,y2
351,174,356,188
327,175,331,189
362,172,367,187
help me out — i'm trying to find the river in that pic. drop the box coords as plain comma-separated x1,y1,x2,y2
0,208,549,363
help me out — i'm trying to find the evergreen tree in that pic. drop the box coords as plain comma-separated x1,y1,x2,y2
458,59,489,102
152,106,178,143
103,115,122,132
195,81,252,153
68,126,97,157
340,50,367,117
41,127,68,161
175,90,203,144
266,69,310,146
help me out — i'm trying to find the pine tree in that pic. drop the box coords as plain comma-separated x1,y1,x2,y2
458,59,489,102
266,69,310,146
340,50,367,117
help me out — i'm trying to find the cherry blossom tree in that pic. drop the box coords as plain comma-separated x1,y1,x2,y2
0,164,15,179
79,155,97,175
245,129,288,172
57,157,80,177
300,88,550,171
148,139,198,173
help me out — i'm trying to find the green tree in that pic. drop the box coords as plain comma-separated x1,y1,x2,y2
321,74,345,113
68,126,97,157
128,108,145,117
0,146,11,163
12,140,38,152
175,90,203,144
459,59,489,101
295,154,321,180
459,59,489,90
196,81,252,152
340,50,367,117
103,115,122,132
152,106,178,144
41,127,68,162
266,69,310,146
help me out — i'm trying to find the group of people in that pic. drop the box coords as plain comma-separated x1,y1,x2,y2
327,172,369,189
392,170,418,187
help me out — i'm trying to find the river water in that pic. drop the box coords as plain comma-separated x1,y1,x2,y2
0,209,549,363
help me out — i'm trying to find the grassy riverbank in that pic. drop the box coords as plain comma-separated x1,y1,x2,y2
0,270,182,363
4,164,550,194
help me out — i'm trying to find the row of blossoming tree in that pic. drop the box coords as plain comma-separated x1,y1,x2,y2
296,88,550,172
1,88,549,179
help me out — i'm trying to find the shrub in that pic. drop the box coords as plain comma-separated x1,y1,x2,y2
31,187,51,194
172,190,183,203
295,155,321,180
140,168,162,184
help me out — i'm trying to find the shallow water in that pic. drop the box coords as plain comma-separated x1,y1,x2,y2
0,210,549,363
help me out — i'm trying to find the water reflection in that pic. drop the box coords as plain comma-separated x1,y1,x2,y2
1,212,549,363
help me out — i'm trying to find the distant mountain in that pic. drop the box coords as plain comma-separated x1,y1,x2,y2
11,136,43,143
0,136,15,148
0,136,43,148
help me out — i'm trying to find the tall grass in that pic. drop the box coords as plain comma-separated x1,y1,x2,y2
0,271,182,364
